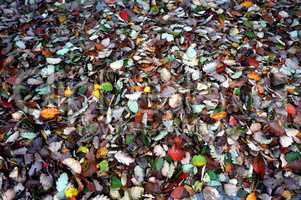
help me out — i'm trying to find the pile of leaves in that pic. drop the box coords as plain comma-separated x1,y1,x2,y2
0,0,301,199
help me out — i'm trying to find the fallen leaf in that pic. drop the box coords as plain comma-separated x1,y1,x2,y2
191,155,207,167
253,156,265,177
40,108,60,120
246,192,257,200
119,10,129,22
62,158,82,174
114,151,135,165
287,104,296,117
248,57,259,67
46,57,62,64
248,72,261,81
168,145,185,161
210,112,227,120
241,1,254,8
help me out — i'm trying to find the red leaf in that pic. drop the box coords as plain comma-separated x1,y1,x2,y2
253,156,265,177
168,145,185,161
35,27,44,35
171,186,185,199
119,10,129,22
1,99,13,109
248,57,259,67
287,104,296,117
176,172,189,183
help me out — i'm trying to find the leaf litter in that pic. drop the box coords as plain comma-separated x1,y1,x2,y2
0,0,301,200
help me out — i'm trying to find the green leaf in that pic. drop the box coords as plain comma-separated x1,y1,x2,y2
126,134,135,145
20,132,37,140
192,155,207,167
285,152,300,163
245,31,255,39
154,158,164,171
207,170,218,181
233,88,241,96
127,100,139,113
56,173,68,192
111,176,122,189
98,160,109,172
101,82,113,92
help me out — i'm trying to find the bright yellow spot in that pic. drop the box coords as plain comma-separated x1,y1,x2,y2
40,108,60,120
93,84,101,99
144,86,151,93
94,84,101,90
78,146,89,154
65,186,78,198
241,1,253,8
246,192,257,200
64,87,73,97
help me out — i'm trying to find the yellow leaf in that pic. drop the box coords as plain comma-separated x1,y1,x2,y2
282,190,292,200
96,147,108,159
64,87,73,97
248,72,261,81
78,146,89,154
58,15,66,24
93,90,100,99
40,108,60,120
246,192,256,200
94,84,101,90
210,112,227,120
65,186,78,198
144,86,151,93
241,1,253,8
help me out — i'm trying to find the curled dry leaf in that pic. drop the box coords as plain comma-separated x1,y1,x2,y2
62,158,82,174
114,151,135,166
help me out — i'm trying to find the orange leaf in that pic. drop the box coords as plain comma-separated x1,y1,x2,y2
241,1,253,8
95,43,105,51
210,112,227,120
246,192,257,200
42,50,52,57
287,104,296,117
224,162,233,173
134,111,143,123
40,108,60,120
248,72,261,81
218,17,225,28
